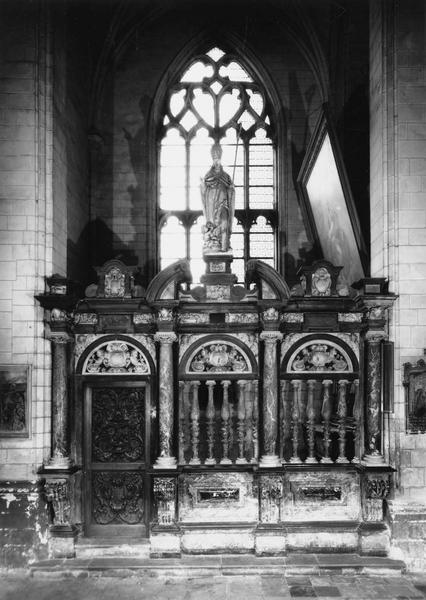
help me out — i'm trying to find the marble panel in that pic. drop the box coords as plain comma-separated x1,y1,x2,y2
282,471,361,521
179,472,258,522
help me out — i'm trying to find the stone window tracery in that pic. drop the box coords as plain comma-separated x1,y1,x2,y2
159,46,277,283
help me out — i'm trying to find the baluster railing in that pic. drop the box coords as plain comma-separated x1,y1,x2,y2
305,379,317,463
205,380,216,465
337,379,349,463
236,380,247,464
189,381,201,465
220,380,232,464
244,381,253,462
178,381,186,464
290,380,302,463
321,379,333,464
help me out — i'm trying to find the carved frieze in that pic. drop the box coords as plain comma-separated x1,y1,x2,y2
74,313,98,326
92,472,144,524
133,313,154,325
45,479,71,526
338,313,363,323
206,285,231,301
188,343,251,374
365,477,390,499
363,476,390,521
178,313,210,324
83,341,150,374
282,313,304,323
225,313,258,324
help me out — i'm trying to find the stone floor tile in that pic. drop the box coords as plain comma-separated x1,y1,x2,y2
313,586,341,597
289,584,317,597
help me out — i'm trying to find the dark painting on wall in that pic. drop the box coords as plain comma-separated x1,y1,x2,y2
297,106,367,288
0,365,29,437
404,359,426,434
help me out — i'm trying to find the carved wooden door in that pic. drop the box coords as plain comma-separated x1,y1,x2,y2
84,382,149,537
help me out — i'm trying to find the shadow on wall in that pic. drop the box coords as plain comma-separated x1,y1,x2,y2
67,218,153,290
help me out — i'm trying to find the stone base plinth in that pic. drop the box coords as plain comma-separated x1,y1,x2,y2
359,524,390,556
255,529,286,556
181,527,254,554
49,526,78,558
286,528,359,553
150,530,181,558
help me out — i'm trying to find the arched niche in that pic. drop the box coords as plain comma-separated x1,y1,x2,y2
76,335,155,376
179,335,258,379
281,333,359,375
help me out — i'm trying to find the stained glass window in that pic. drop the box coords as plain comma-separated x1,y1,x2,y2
159,47,277,282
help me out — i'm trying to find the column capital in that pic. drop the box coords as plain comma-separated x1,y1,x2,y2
154,331,177,344
260,330,283,343
365,330,387,343
48,331,72,344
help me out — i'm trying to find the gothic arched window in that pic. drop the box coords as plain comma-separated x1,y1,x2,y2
159,47,276,283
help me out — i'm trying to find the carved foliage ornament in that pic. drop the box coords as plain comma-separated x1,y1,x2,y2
45,479,71,526
74,313,98,325
365,477,390,499
188,343,251,373
105,267,126,298
83,341,150,374
92,472,144,524
287,341,352,373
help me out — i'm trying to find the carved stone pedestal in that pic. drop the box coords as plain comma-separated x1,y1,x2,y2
41,468,78,558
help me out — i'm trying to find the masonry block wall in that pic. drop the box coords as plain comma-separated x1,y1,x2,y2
370,0,426,570
0,2,53,565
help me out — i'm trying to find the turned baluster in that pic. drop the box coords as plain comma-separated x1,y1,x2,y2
244,381,253,462
220,380,232,464
352,379,361,463
321,380,333,463
290,380,302,463
305,379,317,464
189,381,201,465
178,381,186,464
205,380,216,465
337,379,349,463
236,380,247,464
251,381,259,463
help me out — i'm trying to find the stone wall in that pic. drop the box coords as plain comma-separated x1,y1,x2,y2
370,0,426,571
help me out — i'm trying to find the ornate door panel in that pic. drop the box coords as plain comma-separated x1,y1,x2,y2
84,382,149,537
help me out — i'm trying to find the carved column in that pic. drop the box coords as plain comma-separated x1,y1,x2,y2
46,332,72,468
259,331,283,467
154,332,178,469
363,333,385,464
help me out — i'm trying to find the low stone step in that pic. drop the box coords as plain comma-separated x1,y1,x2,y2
75,538,151,559
30,553,406,578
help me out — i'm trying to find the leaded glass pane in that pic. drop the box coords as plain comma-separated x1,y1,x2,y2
206,47,225,61
238,110,256,130
160,217,186,268
169,90,185,116
249,234,274,258
219,61,253,82
248,187,274,208
251,215,272,233
249,144,273,165
193,89,215,126
234,187,244,209
181,61,214,82
247,90,264,115
180,110,198,132
189,128,214,209
232,259,245,283
249,166,273,186
218,90,241,126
